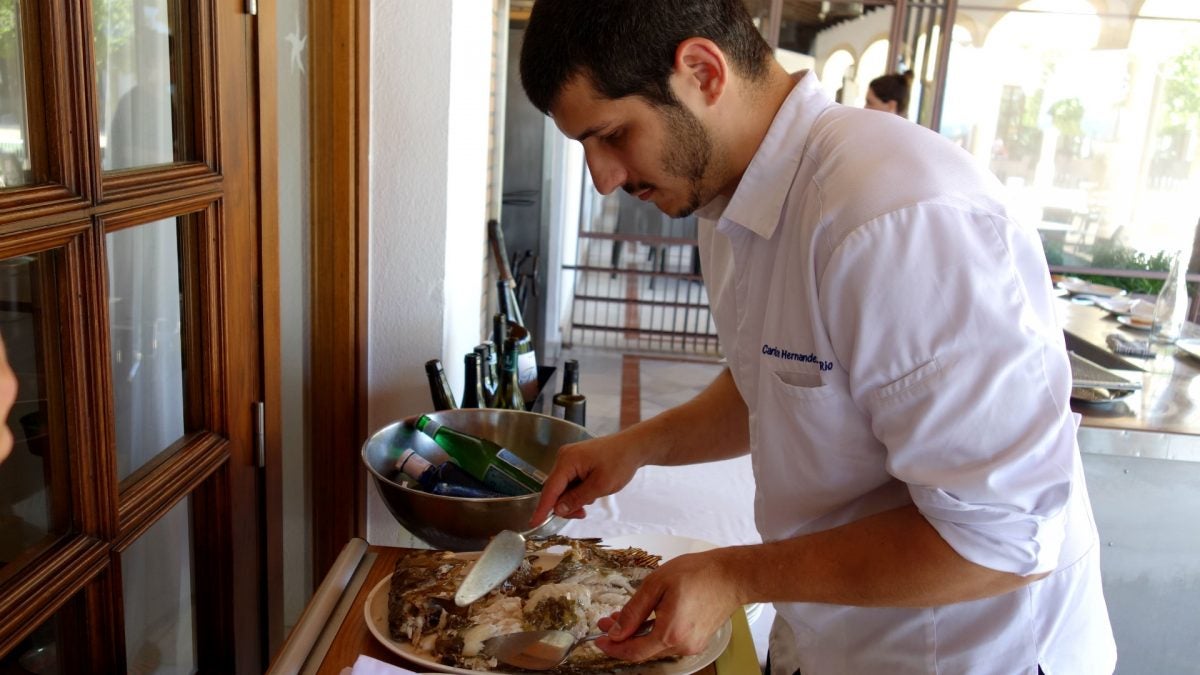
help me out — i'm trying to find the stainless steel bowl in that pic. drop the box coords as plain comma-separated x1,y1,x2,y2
362,409,592,551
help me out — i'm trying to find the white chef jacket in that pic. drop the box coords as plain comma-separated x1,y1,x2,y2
696,72,1116,674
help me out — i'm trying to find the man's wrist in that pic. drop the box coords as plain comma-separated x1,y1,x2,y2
712,544,759,608
638,407,681,466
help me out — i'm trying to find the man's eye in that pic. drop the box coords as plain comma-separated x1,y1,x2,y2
601,129,624,144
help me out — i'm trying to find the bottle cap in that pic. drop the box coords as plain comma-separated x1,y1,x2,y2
395,448,431,478
425,359,443,375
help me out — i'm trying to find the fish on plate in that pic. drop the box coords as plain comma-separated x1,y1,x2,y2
386,536,669,673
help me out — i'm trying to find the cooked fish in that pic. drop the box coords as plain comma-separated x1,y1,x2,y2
387,536,672,673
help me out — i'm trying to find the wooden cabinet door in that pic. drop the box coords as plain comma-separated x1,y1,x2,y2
0,0,277,671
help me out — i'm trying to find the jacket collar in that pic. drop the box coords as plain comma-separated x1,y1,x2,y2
698,71,835,239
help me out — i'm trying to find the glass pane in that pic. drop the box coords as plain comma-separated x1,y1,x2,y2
107,218,188,481
0,603,60,673
743,0,775,43
276,0,314,630
0,252,69,577
942,0,1200,278
780,2,895,106
95,0,191,171
121,497,196,674
0,0,34,188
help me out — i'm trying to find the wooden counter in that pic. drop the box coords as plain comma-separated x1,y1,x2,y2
270,540,759,675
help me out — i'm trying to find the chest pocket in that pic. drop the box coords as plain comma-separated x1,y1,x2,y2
752,365,889,537
771,369,837,400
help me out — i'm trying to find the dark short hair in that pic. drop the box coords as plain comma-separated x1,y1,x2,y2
869,71,915,115
520,0,773,114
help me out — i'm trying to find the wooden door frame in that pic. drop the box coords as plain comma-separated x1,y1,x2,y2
0,0,278,670
255,0,285,658
308,0,370,583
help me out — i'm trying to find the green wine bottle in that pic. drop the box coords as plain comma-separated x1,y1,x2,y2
461,352,485,409
497,278,524,327
493,336,526,411
552,359,586,426
475,343,498,406
413,414,544,495
424,359,457,411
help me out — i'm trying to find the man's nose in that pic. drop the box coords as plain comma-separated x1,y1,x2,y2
585,151,626,195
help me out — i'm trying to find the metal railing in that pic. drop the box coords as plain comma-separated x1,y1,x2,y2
563,196,720,355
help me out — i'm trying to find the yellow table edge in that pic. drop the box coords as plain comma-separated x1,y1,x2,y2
714,607,759,674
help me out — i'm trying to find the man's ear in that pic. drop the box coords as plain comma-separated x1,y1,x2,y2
886,100,899,115
672,38,728,106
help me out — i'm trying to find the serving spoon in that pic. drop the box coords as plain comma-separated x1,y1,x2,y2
454,513,558,607
483,619,655,671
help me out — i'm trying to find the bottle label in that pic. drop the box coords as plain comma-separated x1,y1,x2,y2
497,447,548,484
517,351,538,401
482,465,534,495
419,418,442,438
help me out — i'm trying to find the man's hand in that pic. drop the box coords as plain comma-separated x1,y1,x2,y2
530,368,749,528
594,550,744,661
529,434,644,526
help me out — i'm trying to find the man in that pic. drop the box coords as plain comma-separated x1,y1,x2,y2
520,1,1115,673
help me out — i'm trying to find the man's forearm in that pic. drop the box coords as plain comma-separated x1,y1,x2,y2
719,504,1045,608
629,367,750,466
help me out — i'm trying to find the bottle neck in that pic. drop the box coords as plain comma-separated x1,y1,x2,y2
424,361,456,410
560,368,579,396
416,415,441,437
464,355,480,388
493,314,507,350
498,280,524,326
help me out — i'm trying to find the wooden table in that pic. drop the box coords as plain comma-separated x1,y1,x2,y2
270,540,759,675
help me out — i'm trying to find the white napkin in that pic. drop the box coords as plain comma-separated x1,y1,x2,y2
342,655,421,675
1106,332,1153,358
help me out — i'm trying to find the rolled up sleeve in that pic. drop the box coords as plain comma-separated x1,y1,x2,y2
823,204,1077,576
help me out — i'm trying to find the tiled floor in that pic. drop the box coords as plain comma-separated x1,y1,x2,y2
557,345,725,434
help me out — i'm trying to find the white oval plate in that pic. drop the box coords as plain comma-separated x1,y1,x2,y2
1099,296,1155,320
1070,386,1135,404
1117,314,1152,331
1175,338,1200,362
365,557,732,674
1095,296,1138,315
1058,279,1125,298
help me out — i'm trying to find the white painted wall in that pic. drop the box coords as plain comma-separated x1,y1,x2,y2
544,124,584,357
774,48,815,75
366,0,493,546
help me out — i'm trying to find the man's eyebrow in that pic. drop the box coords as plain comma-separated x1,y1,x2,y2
573,123,611,143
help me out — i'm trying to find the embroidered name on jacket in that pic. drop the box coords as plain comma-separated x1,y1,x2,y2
762,344,834,371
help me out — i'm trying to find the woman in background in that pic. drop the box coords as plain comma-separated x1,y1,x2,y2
865,71,914,117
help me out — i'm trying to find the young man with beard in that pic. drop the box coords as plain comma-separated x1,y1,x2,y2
520,1,1116,673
